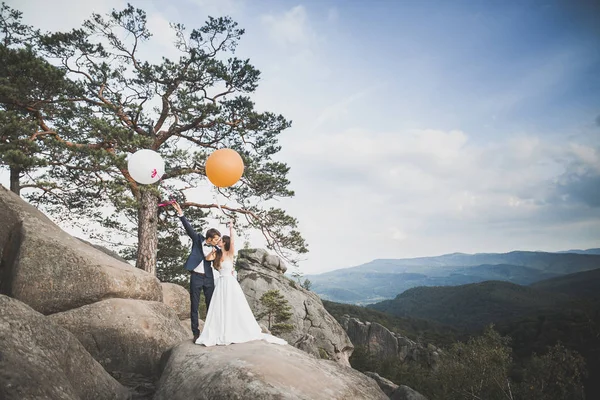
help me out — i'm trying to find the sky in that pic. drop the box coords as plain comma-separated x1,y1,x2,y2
3,0,600,275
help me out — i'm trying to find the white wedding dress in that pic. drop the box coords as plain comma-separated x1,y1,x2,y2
195,259,287,346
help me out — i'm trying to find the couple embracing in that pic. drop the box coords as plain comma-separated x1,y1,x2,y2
172,201,286,347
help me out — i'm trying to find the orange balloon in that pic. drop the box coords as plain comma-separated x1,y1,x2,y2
205,148,245,187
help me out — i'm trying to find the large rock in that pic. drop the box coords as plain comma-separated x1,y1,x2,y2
342,316,441,369
179,318,204,340
364,372,429,400
0,295,129,400
77,237,130,263
180,318,193,339
237,249,354,366
364,372,399,397
154,340,388,400
0,185,162,314
48,298,189,378
162,280,198,340
161,282,189,320
391,385,429,400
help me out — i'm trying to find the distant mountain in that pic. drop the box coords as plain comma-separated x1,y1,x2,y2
332,250,600,273
362,268,600,400
367,268,600,331
530,267,600,300
367,280,570,330
307,250,600,304
452,264,560,284
556,248,600,255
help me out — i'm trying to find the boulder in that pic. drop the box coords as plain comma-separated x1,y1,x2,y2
238,249,287,274
76,237,130,263
0,185,162,314
180,318,193,339
161,282,189,320
154,340,388,400
344,313,370,344
368,322,400,359
48,298,189,378
363,372,429,400
0,295,129,400
237,249,354,366
179,318,203,340
342,316,441,368
391,385,429,400
364,372,399,397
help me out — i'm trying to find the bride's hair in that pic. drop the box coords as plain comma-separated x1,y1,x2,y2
212,236,231,271
213,249,223,271
222,235,231,251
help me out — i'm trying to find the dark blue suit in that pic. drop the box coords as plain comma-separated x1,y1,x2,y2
179,215,215,337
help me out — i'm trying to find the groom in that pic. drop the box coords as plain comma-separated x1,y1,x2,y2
172,201,221,342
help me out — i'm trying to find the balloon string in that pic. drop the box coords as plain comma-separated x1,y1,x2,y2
213,187,227,216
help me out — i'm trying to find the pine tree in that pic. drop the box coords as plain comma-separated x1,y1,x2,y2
301,278,312,291
0,4,84,195
257,289,293,335
1,4,308,276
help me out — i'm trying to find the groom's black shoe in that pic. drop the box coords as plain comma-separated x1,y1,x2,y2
193,333,199,342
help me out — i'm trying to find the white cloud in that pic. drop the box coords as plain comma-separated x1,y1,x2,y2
291,128,469,173
261,5,315,47
145,13,181,59
186,0,244,16
6,0,126,32
390,227,408,242
569,143,600,172
278,126,600,273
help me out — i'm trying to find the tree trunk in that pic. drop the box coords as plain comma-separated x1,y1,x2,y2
136,187,159,275
9,166,21,195
268,312,272,330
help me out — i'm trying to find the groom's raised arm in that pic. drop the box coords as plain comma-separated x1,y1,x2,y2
172,201,200,240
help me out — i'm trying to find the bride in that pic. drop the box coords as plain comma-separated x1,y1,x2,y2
195,220,287,346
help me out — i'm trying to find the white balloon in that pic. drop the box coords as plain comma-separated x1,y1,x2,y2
127,149,165,185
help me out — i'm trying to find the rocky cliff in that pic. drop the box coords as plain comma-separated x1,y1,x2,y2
342,315,442,369
0,185,387,399
237,248,355,366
